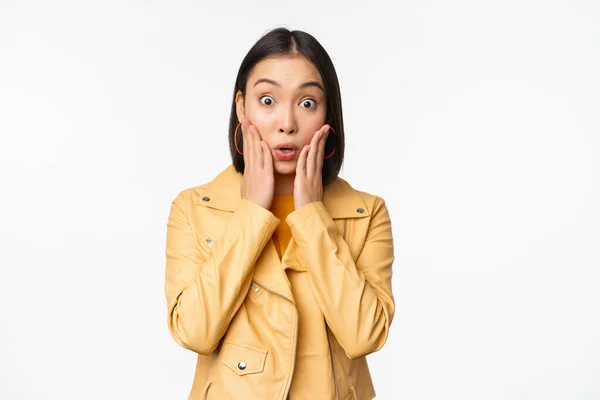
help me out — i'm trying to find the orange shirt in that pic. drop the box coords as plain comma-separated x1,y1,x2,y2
270,193,295,259
269,194,336,399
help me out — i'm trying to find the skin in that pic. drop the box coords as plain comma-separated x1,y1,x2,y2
236,54,331,210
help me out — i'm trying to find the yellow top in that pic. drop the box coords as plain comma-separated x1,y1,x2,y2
269,192,295,259
269,193,336,396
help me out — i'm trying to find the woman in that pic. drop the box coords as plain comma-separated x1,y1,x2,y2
165,27,395,400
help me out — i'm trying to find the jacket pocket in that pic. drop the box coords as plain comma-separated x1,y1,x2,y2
221,342,267,376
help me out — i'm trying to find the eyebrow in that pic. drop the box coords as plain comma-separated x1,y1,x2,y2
253,78,324,92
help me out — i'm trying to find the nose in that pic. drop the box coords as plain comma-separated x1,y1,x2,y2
278,107,297,134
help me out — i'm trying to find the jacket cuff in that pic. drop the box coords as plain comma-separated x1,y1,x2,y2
234,198,281,233
285,201,333,244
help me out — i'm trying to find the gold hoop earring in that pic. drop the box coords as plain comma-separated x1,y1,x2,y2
234,122,243,155
324,126,337,159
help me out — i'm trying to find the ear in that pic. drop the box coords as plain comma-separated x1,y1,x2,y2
235,91,246,123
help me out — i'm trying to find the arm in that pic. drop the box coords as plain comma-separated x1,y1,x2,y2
165,192,279,355
286,196,395,359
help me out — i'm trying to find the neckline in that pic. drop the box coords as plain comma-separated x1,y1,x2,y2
273,192,294,199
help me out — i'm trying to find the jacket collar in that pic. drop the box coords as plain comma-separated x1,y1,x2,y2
194,164,370,219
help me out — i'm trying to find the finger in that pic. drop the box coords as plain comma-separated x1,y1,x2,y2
307,129,322,178
297,144,309,175
261,141,273,172
244,120,252,167
250,125,264,167
252,124,264,141
316,125,330,174
246,121,257,169
241,120,249,164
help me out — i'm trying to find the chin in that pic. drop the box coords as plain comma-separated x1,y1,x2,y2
274,161,297,175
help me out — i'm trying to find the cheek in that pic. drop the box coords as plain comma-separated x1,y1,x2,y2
244,110,275,139
302,122,326,144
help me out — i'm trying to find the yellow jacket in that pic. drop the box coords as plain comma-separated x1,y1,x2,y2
165,164,395,400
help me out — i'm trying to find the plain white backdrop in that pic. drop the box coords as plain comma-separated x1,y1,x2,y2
1,0,599,399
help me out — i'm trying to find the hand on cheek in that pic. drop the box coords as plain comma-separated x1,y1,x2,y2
239,120,275,210
293,124,330,210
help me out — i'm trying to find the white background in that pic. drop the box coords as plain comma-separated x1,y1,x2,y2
1,0,599,399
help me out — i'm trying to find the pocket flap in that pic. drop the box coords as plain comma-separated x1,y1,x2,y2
222,342,267,376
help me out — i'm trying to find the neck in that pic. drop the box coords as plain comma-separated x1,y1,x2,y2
274,173,295,196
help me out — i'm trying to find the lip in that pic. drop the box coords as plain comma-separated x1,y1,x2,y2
274,148,298,161
275,143,298,150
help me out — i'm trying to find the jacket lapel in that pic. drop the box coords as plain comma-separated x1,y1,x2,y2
193,164,370,301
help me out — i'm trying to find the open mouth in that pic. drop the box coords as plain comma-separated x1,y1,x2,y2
275,147,298,161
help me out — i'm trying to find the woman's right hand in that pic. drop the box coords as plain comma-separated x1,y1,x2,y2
239,120,275,210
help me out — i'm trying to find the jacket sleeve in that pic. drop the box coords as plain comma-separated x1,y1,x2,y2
286,196,395,359
165,192,280,355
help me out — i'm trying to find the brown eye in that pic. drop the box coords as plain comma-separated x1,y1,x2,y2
301,99,316,108
259,96,274,106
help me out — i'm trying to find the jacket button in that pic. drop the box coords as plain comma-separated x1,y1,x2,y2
238,361,246,370
357,208,365,213
202,196,210,202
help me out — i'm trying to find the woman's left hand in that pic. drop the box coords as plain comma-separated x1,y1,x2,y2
294,124,331,210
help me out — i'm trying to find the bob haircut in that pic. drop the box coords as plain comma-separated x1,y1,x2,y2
228,27,345,187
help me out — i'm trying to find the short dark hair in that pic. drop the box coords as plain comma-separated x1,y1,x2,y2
228,27,345,187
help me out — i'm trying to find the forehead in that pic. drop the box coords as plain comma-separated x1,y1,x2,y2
248,55,323,87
